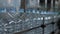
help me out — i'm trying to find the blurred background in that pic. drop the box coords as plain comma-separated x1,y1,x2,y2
0,0,60,34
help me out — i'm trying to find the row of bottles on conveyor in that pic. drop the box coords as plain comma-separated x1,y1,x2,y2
0,8,58,14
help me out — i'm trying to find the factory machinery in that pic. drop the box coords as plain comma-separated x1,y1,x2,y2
0,0,60,34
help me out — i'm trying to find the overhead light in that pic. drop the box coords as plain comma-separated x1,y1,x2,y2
8,0,11,4
41,17,43,20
